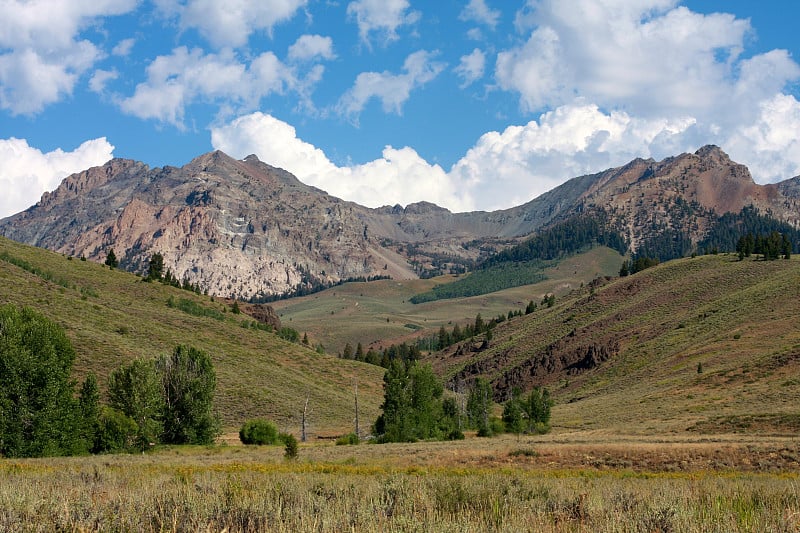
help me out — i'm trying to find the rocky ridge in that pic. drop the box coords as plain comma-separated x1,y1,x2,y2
2,146,799,299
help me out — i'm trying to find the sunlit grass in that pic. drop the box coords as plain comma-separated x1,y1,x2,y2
1,435,798,532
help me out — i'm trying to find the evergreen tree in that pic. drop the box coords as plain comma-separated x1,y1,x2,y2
473,313,484,335
105,249,118,268
146,252,164,281
438,325,449,348
342,343,354,359
355,342,364,361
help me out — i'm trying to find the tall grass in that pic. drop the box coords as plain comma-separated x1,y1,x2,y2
0,448,796,532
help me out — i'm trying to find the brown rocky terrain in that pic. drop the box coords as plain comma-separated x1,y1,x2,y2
1,145,798,299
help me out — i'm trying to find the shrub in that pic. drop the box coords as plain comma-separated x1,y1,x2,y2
93,407,138,454
239,419,279,445
335,433,360,446
280,432,298,459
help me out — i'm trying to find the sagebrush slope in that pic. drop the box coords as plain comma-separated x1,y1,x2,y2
436,254,800,433
0,236,384,435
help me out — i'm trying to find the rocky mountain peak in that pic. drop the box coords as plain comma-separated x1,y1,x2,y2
2,146,799,299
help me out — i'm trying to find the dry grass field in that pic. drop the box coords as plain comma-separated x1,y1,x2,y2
1,433,798,532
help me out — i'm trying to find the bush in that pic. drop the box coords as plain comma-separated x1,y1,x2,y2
280,432,298,459
335,433,360,446
93,407,138,454
239,419,279,445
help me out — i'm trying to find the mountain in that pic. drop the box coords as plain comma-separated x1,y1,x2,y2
2,145,799,299
434,254,800,433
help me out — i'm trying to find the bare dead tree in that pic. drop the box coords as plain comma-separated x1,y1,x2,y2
301,394,310,443
354,380,360,439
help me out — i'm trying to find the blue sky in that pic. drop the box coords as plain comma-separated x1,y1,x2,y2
2,0,800,218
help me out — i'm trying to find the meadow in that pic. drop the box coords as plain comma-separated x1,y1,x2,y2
1,433,798,532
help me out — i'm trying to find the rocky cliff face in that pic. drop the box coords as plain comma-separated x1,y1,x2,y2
2,146,798,298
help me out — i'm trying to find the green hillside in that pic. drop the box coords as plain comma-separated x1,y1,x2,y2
0,236,384,436
435,253,800,434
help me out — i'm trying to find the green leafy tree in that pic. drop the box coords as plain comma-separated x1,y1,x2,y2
0,305,87,457
281,432,299,459
525,387,553,434
467,378,493,437
440,397,464,440
373,360,445,442
156,345,220,445
408,363,443,439
108,358,164,450
502,388,525,438
374,359,411,442
78,373,101,450
105,249,118,268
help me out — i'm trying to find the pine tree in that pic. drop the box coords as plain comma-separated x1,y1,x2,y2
105,249,118,269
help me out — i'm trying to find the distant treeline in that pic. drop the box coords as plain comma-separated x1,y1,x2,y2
481,214,628,267
410,261,547,304
249,273,391,303
344,297,553,368
637,205,800,261
409,213,625,304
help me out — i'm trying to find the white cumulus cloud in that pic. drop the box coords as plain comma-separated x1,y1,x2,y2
155,0,308,48
346,0,420,46
455,48,486,88
459,0,501,30
288,35,336,63
497,0,800,121
0,137,115,219
337,50,446,119
211,106,702,213
0,0,136,114
118,47,293,127
211,112,468,211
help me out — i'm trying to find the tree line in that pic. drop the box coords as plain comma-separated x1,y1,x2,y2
481,213,628,267
372,360,552,443
0,304,220,457
342,297,554,368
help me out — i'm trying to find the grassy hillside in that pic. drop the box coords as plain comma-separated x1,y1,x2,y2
436,253,800,434
271,246,623,354
0,236,384,436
